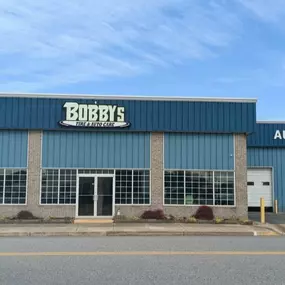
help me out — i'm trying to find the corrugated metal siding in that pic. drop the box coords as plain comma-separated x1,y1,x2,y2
248,123,285,147
42,131,150,168
248,148,285,211
164,133,234,170
0,97,256,133
0,131,28,167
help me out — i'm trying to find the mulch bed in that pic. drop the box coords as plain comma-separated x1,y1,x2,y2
0,218,73,224
113,218,253,225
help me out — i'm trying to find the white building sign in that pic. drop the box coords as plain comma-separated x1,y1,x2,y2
274,130,285,140
59,102,130,128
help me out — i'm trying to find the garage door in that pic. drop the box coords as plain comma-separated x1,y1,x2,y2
247,168,273,207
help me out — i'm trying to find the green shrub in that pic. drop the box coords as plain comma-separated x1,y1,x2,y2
214,217,224,224
130,216,140,221
188,217,197,223
239,219,253,225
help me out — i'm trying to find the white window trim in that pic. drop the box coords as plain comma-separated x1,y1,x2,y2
76,173,115,218
115,169,151,206
57,169,60,205
0,168,28,206
40,168,151,206
40,169,77,206
163,169,236,208
131,169,134,204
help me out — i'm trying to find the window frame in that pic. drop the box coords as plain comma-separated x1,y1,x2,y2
163,169,236,207
0,168,28,206
40,169,77,205
115,169,151,206
40,168,151,206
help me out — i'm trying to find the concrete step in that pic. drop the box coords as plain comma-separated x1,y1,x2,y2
74,219,113,224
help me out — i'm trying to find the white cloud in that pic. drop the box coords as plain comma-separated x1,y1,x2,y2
213,66,285,88
237,0,285,21
0,0,241,91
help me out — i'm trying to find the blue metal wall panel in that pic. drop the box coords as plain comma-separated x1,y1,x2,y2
247,123,285,147
0,131,28,167
247,148,285,212
42,131,150,168
164,133,234,170
0,97,256,133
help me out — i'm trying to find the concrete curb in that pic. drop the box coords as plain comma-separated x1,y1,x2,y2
106,231,255,236
0,231,272,237
253,222,285,236
254,231,280,236
274,224,285,234
0,232,107,237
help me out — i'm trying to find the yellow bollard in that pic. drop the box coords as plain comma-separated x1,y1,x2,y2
274,200,278,214
260,197,265,223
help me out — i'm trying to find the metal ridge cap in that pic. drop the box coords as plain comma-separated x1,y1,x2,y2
0,92,257,103
257,121,285,124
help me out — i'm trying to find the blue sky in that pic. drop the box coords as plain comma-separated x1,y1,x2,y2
0,0,285,120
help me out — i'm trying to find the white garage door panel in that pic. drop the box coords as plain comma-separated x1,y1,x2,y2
247,169,273,207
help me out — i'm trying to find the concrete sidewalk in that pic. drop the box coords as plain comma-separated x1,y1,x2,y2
0,223,280,237
249,212,285,235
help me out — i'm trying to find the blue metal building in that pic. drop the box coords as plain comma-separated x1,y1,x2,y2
247,122,285,212
0,93,264,219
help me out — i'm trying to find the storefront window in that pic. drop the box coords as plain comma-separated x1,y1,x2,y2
133,170,150,204
0,169,4,204
41,169,150,205
78,169,114,174
164,170,234,206
41,169,76,204
164,171,184,205
0,169,27,205
214,171,235,206
115,170,150,205
185,171,214,205
59,170,77,204
41,169,59,204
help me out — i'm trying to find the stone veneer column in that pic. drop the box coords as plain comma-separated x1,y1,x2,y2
27,130,42,213
0,131,42,217
150,133,164,207
234,134,248,219
26,130,75,218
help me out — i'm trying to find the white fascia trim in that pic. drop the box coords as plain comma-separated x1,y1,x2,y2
0,92,257,103
257,121,285,124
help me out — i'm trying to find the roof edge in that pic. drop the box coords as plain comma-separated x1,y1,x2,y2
0,92,257,103
257,121,285,124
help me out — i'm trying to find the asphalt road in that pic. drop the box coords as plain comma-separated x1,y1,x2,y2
1,236,285,285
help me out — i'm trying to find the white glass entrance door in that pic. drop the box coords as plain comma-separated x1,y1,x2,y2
77,175,114,217
96,176,114,216
78,176,95,217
